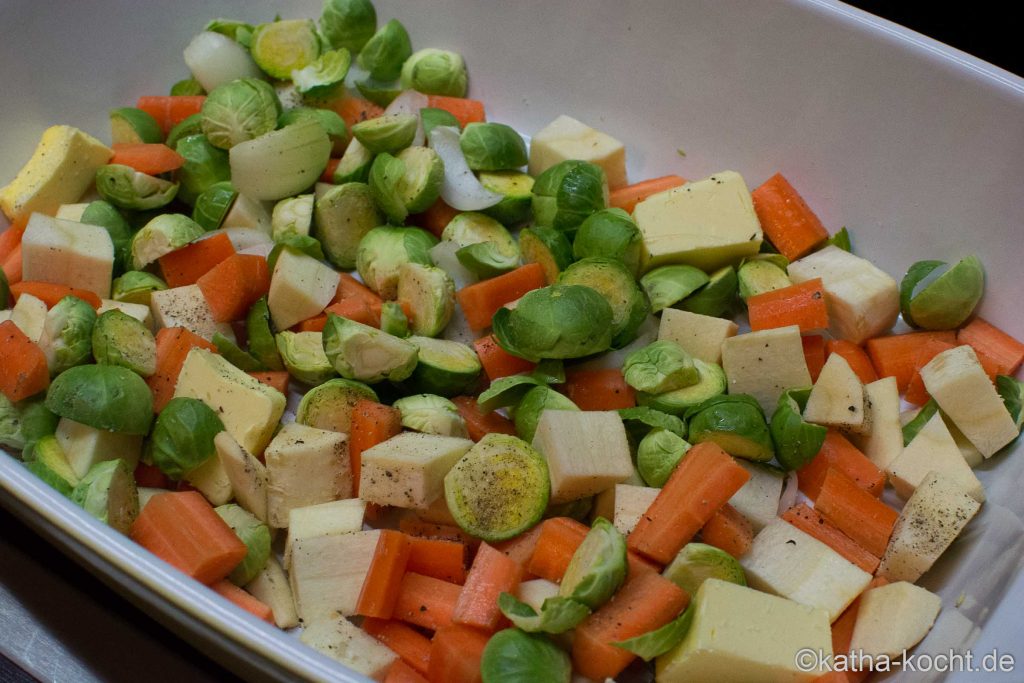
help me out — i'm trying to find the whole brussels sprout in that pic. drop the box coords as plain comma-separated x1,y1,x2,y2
92,309,157,377
175,135,231,205
573,208,643,276
353,114,418,154
95,164,179,211
532,160,607,232
192,181,237,231
513,385,578,444
459,123,528,172
393,394,468,438
250,19,322,80
292,49,352,99
112,271,168,306
201,78,281,150
358,19,412,81
42,296,98,376
319,0,377,53
636,428,690,487
559,517,627,609
322,314,419,383
149,397,225,479
622,340,700,395
400,48,468,98
491,285,614,362
558,258,649,349
45,365,154,435
900,255,985,330
686,394,774,462
355,226,438,299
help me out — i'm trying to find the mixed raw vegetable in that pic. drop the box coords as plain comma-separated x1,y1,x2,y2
1,1,1023,682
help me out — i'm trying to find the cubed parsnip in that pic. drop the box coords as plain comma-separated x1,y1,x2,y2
284,498,366,568
802,353,864,432
740,518,872,622
416,493,458,526
299,613,397,679
851,377,903,470
214,432,268,523
656,578,832,682
947,417,984,468
10,293,47,343
183,448,233,506
920,345,1018,458
55,203,89,222
174,348,286,455
887,412,984,503
21,213,115,298
359,432,473,509
515,578,560,613
528,114,627,189
55,417,142,480
0,125,113,220
289,530,381,622
788,246,898,344
592,483,660,535
721,326,812,413
97,299,154,330
634,171,762,273
150,285,236,342
245,555,299,629
728,461,784,533
849,581,941,658
267,248,340,332
264,423,351,529
658,308,738,364
877,471,981,583
531,410,633,504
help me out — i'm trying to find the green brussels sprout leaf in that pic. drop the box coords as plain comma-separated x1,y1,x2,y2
612,604,694,661
496,593,591,635
623,340,700,395
480,628,572,683
558,517,627,609
637,428,690,487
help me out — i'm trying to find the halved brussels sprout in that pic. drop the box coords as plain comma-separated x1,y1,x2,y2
573,208,642,276
686,394,774,462
245,297,284,371
393,394,468,438
150,396,225,479
737,260,791,300
420,106,461,137
215,504,271,586
312,183,382,269
109,107,163,145
900,255,985,330
166,113,205,149
397,263,455,337
292,49,353,99
636,358,727,416
322,314,419,383
518,227,574,285
479,171,534,225
175,134,231,205
358,19,412,81
403,336,482,396
130,214,205,270
170,78,205,96
92,309,156,377
623,340,700,395
662,542,746,596
513,385,578,443
445,433,550,542
559,517,627,609
112,271,168,306
192,181,237,231
531,160,608,232
442,212,519,278
396,146,445,213
355,78,403,108
334,137,375,184
250,19,322,79
640,265,710,313
770,388,827,470
558,258,649,349
45,365,154,435
380,301,410,338
70,458,138,534
201,78,281,150
459,123,528,172
497,593,591,635
42,296,97,376
213,332,265,372
319,0,377,53
276,330,337,385
96,164,179,211
637,428,690,487
273,194,315,241
679,265,737,318
481,628,572,683
352,114,418,154
355,225,438,299
279,107,348,154
400,48,468,98
492,285,614,362
23,434,78,497
295,377,377,432
477,374,545,413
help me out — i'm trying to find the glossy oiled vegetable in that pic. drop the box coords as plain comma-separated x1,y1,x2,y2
358,19,411,80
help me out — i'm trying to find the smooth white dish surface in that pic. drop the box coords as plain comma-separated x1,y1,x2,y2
0,1,1022,681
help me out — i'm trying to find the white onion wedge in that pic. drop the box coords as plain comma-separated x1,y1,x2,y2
428,126,503,211
202,227,273,253
429,240,478,290
385,90,428,146
183,32,263,92
229,120,331,201
777,471,799,515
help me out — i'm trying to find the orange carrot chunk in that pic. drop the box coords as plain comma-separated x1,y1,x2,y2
411,198,460,239
628,442,750,565
320,158,341,184
957,317,1024,376
473,334,536,381
426,624,488,683
392,572,462,632
452,542,522,632
331,96,386,131
9,281,102,309
111,143,185,175
407,537,468,585
356,530,413,620
815,468,898,558
158,232,236,288
196,253,270,323
349,399,403,496
572,570,690,680
797,430,885,501
248,371,289,395
903,339,958,406
825,339,878,384
864,331,957,392
802,334,826,382
0,321,49,402
399,517,480,549
451,395,516,442
561,368,636,410
135,95,206,134
781,504,880,574
147,327,217,412
492,523,545,570
528,517,657,583
363,618,433,676
386,660,429,683
426,95,487,126
2,244,23,284
0,222,25,263
751,172,829,261
211,580,275,624
608,175,686,214
130,491,247,585
457,263,547,331
747,278,829,333
333,273,384,325
700,503,753,558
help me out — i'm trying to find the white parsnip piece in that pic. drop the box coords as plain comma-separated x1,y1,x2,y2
803,353,864,432
531,410,633,504
358,432,473,509
887,412,984,503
